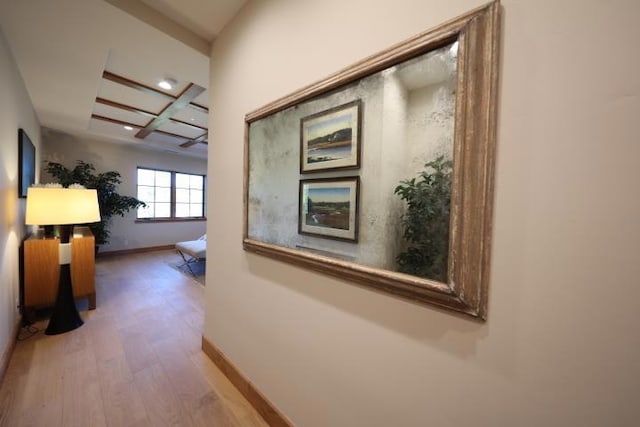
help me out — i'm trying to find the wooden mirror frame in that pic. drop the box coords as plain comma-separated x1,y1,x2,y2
243,1,500,320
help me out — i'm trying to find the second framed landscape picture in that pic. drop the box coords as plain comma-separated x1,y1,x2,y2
299,177,359,242
300,100,361,173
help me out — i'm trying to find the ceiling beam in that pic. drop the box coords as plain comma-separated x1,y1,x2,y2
135,83,205,139
180,132,208,148
91,114,138,128
189,103,209,114
91,114,194,140
171,117,207,131
102,71,174,101
95,97,207,131
96,97,157,119
102,71,209,113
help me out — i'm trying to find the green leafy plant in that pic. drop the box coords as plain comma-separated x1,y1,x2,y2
44,160,145,246
394,155,453,282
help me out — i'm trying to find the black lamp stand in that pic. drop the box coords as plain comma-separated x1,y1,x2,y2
45,224,83,335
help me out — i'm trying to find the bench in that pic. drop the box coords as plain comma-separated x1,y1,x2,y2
175,234,206,276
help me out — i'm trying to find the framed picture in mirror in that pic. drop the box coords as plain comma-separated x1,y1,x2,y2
300,100,362,173
299,177,359,242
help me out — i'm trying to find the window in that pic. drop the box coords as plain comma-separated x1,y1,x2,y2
137,167,205,220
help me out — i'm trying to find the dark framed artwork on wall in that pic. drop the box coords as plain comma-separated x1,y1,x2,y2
18,128,35,198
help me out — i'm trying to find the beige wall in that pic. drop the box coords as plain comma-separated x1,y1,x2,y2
205,0,640,425
0,29,40,362
41,129,207,252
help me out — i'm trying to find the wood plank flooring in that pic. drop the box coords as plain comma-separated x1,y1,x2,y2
0,250,268,427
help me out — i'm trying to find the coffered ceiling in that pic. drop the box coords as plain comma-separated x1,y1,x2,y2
0,0,247,159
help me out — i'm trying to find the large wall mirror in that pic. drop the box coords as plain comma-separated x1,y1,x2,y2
243,1,500,319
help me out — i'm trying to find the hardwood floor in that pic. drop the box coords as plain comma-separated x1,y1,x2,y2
0,250,268,427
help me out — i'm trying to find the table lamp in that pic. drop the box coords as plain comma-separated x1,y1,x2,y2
25,185,101,335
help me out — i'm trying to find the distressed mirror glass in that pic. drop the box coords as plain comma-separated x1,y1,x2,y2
244,2,500,319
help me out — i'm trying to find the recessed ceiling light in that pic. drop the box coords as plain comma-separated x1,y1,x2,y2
158,78,177,90
190,118,195,121
124,126,133,130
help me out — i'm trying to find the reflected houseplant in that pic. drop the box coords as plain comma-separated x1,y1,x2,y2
394,156,452,282
44,160,145,247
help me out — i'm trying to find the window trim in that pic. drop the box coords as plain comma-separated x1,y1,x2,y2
136,166,206,221
135,217,207,224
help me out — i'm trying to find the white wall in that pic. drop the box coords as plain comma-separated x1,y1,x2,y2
205,0,640,426
41,128,206,252
0,29,41,361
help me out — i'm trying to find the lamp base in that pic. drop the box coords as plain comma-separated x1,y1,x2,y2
45,248,84,335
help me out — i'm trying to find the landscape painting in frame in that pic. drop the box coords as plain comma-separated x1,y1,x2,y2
300,100,361,173
299,177,359,242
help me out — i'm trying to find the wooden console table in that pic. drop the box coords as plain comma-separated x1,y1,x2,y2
23,226,96,311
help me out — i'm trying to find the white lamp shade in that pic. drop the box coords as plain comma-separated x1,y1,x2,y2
26,187,101,225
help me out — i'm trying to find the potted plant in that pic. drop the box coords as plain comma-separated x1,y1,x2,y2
44,160,145,247
394,155,452,282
